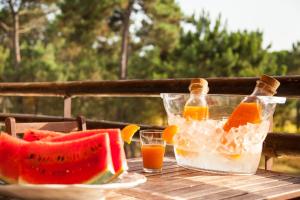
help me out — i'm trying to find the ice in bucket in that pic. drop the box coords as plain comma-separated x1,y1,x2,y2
161,77,286,174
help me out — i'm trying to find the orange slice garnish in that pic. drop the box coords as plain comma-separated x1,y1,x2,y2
162,125,178,144
121,124,140,144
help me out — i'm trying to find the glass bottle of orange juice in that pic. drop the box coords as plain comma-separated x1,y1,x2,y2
183,78,209,120
223,75,280,132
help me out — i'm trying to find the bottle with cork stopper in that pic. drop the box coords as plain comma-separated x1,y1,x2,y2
223,75,280,132
183,78,209,120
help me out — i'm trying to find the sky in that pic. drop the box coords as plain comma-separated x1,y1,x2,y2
176,0,300,51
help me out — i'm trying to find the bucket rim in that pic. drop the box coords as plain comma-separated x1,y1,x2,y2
160,93,286,104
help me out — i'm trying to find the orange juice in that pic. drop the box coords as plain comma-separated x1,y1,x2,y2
223,102,262,132
223,75,280,133
183,106,209,120
141,144,165,169
183,78,209,121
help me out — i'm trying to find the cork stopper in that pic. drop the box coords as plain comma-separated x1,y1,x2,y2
256,75,280,95
188,78,209,94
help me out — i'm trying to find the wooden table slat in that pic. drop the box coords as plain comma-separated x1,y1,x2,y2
188,177,298,200
161,174,283,198
224,183,300,200
107,157,300,200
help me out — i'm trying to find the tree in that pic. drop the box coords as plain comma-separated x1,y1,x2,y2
274,41,300,75
272,41,300,132
108,0,182,79
0,0,58,114
169,13,286,78
50,0,121,81
0,0,297,133
0,0,56,73
129,12,286,79
119,0,134,79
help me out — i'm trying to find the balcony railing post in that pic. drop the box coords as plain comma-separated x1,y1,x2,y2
265,156,273,171
64,96,72,118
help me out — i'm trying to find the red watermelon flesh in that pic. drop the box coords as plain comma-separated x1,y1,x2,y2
23,129,62,141
19,133,114,184
29,129,128,175
0,133,27,183
47,129,128,175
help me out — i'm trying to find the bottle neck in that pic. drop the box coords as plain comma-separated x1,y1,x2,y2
185,92,207,107
190,87,209,95
250,81,276,96
189,92,206,98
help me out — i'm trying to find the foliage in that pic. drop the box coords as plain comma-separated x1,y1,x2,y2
0,0,298,129
0,45,9,79
274,42,300,75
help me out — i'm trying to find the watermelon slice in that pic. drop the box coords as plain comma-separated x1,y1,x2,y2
25,129,128,175
0,133,27,183
23,129,62,141
19,133,114,184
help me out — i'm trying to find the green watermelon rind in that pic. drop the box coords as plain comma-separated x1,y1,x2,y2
89,169,115,184
85,160,116,185
109,160,128,181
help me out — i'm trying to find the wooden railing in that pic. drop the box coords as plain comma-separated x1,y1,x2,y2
0,75,300,170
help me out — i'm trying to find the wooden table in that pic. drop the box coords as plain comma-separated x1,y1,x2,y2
108,158,300,200
0,158,298,200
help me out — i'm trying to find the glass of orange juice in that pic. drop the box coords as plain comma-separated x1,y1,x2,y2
140,130,166,173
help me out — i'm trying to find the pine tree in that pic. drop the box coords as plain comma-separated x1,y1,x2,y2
0,0,57,73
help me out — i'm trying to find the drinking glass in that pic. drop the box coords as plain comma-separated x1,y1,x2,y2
140,130,166,173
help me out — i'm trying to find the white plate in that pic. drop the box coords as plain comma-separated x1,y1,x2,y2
0,172,146,200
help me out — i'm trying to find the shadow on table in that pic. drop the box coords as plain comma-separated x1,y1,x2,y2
127,158,300,200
